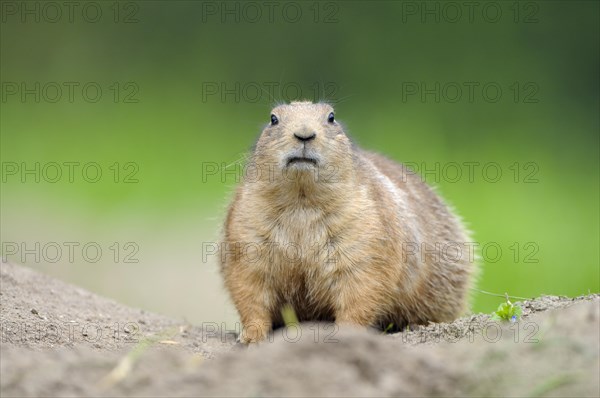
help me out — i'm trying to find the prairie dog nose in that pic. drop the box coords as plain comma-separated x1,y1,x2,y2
293,131,316,142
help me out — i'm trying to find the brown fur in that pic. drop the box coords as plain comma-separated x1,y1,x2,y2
220,101,477,343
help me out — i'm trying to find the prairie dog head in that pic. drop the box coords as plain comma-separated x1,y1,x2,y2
251,101,354,189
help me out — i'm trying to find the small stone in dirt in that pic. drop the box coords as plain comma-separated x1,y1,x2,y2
31,308,38,315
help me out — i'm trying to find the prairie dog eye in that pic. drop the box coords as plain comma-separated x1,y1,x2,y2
327,112,335,123
270,114,279,125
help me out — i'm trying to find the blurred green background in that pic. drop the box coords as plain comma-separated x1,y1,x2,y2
1,1,598,327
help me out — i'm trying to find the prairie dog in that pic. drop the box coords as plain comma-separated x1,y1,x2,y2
220,101,476,343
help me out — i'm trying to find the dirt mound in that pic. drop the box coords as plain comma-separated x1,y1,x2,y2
0,261,234,357
1,261,599,397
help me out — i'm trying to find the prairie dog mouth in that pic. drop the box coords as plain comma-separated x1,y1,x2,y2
286,156,318,167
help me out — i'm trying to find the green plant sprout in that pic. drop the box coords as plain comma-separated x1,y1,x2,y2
491,294,523,323
280,304,299,327
382,323,395,334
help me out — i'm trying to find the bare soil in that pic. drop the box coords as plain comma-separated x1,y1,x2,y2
1,261,598,397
